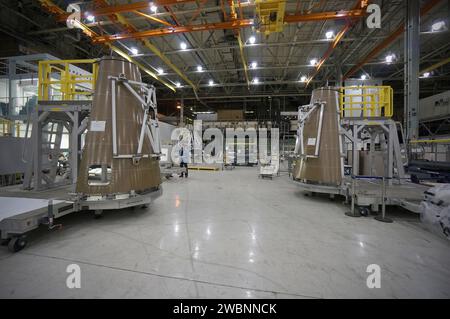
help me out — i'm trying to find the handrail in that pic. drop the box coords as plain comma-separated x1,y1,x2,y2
410,139,450,144
0,117,20,137
38,59,98,101
339,86,393,119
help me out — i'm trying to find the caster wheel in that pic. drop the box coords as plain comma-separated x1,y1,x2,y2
1,238,11,246
359,207,370,217
443,227,450,238
8,237,27,253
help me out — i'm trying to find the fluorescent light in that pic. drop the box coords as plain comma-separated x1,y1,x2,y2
208,80,214,86
157,68,164,75
310,59,317,66
249,36,256,44
252,78,259,84
361,74,367,80
300,76,307,83
176,82,181,88
150,3,157,13
86,13,95,22
385,54,395,64
197,65,203,72
431,21,446,32
130,47,139,55
250,61,258,69
180,42,187,50
325,31,334,39
423,72,430,78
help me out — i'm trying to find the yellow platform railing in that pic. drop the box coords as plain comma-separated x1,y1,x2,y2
339,86,393,118
0,117,20,137
38,59,98,101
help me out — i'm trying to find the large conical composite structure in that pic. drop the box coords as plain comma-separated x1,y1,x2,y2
76,57,161,197
292,87,343,186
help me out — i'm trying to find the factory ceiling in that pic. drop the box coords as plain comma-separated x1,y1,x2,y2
0,0,449,112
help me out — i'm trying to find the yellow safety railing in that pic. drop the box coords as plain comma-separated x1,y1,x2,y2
38,59,98,101
339,86,393,119
0,117,20,137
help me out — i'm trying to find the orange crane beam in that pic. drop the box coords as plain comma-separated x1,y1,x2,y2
57,0,196,22
343,0,443,80
284,9,366,23
92,9,367,43
93,19,254,43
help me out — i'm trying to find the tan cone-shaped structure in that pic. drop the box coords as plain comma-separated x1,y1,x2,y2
292,87,343,186
77,57,161,195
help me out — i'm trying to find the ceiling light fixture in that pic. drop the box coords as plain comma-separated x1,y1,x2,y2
251,61,258,69
180,42,187,50
325,31,334,39
431,21,446,32
197,65,203,72
310,59,318,66
150,3,157,13
157,68,164,75
208,80,214,86
130,47,139,55
249,36,256,44
385,54,395,64
86,13,95,22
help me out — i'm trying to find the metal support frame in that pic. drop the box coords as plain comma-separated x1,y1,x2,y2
22,101,91,190
341,119,406,185
404,0,420,144
109,75,161,162
296,102,325,158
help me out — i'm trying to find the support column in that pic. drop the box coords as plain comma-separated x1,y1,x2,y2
179,97,184,127
335,63,343,88
8,59,17,137
71,111,79,187
404,0,420,144
352,124,359,176
33,117,43,190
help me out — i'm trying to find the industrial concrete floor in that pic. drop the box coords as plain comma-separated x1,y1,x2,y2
0,167,449,298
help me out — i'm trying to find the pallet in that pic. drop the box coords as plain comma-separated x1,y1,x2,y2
188,165,221,171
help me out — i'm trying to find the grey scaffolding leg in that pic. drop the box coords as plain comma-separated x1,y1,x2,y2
374,177,394,223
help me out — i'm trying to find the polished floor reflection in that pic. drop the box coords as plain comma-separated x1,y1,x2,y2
1,167,449,298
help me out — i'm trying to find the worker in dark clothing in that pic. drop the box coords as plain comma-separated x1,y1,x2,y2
179,141,189,178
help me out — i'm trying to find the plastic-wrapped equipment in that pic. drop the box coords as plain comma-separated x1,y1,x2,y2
420,184,450,240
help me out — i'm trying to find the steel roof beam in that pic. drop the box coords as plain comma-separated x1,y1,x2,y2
305,0,367,86
343,0,444,80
